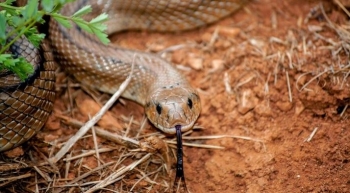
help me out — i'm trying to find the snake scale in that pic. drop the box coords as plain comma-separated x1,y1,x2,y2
0,0,246,152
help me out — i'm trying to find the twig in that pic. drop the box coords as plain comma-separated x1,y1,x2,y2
305,127,318,142
49,55,136,163
166,141,224,149
85,153,152,193
286,71,292,102
56,115,140,149
65,162,115,186
224,72,233,94
62,148,118,162
91,126,101,170
296,70,328,91
33,165,52,182
340,104,348,117
333,0,350,17
182,135,263,142
0,173,32,187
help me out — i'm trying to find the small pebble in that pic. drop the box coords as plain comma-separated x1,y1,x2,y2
276,101,293,112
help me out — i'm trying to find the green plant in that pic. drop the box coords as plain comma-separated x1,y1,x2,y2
0,0,109,80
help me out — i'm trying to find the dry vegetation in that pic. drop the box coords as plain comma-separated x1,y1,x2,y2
1,0,350,192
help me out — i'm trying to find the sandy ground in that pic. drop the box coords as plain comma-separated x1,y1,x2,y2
1,0,350,192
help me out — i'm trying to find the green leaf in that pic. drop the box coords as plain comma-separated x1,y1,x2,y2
22,0,38,20
75,20,93,33
0,0,111,79
0,13,6,42
89,13,108,24
3,56,19,69
1,4,18,15
0,54,11,64
14,57,34,80
41,0,54,12
92,28,109,45
53,15,72,28
91,22,107,32
10,15,24,26
51,2,63,13
73,5,92,17
25,27,45,47
5,0,16,5
56,0,75,4
0,54,34,80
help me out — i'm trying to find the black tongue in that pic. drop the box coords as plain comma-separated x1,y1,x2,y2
173,125,188,192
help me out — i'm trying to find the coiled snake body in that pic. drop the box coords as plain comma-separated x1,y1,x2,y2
0,0,245,152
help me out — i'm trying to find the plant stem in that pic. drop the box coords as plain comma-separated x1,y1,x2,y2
0,3,21,11
0,16,39,54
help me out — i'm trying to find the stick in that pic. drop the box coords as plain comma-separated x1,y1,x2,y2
49,55,136,163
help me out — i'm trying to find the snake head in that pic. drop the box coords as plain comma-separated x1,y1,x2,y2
144,86,201,134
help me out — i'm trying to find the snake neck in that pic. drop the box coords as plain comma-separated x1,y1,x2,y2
49,14,200,134
49,17,189,106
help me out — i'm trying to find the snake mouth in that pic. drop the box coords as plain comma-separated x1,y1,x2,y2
159,122,195,135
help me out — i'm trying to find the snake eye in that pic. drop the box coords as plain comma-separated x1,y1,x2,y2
187,98,193,109
156,103,162,114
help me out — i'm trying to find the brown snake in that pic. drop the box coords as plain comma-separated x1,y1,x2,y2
0,0,246,152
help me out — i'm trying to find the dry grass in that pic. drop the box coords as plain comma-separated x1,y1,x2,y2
1,1,350,192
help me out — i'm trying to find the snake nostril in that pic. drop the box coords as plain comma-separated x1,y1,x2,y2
187,98,193,109
156,103,162,114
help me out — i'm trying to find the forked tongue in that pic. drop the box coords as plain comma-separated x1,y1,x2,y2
172,125,188,193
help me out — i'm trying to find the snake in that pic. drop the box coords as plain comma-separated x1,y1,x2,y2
0,0,246,152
